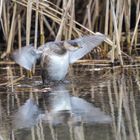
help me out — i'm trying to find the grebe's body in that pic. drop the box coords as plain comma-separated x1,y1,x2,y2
13,33,106,84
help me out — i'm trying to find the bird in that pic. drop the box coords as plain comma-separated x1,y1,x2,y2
12,32,106,84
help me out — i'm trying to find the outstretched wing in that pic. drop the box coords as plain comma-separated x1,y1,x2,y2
67,33,106,63
12,45,41,70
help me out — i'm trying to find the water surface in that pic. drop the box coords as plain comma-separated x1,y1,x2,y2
0,64,140,140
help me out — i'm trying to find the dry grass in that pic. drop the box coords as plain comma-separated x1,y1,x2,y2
0,0,140,65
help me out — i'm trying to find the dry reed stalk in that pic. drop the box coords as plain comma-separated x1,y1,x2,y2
107,80,117,140
115,0,120,20
105,0,109,35
14,92,20,107
113,77,119,106
131,2,140,47
122,78,135,140
116,77,123,139
115,1,124,62
110,0,123,66
91,0,99,30
83,0,97,31
32,0,39,74
25,0,33,77
104,0,115,62
134,63,140,87
130,90,140,140
0,0,3,19
0,18,6,43
82,4,88,27
31,127,35,140
7,75,25,86
2,1,8,41
118,4,124,38
55,0,72,41
38,121,45,140
34,0,39,49
87,0,92,32
40,9,45,44
9,67,14,92
118,83,127,140
50,0,62,33
68,0,75,39
43,15,55,37
11,130,15,140
2,2,17,58
26,0,33,46
18,14,22,50
63,0,68,40
7,67,14,92
0,82,8,86
6,94,10,115
133,0,140,54
38,1,62,23
18,14,23,76
112,0,123,44
53,0,62,11
63,0,67,10
75,59,112,64
99,85,105,111
16,0,61,21
0,61,15,64
36,124,42,140
109,7,113,37
67,5,74,37
91,85,95,102
7,4,10,37
124,0,131,54
130,66,140,137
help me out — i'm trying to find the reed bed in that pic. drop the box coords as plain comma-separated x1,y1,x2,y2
0,0,140,66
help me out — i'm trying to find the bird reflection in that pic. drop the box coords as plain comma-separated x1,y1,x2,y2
13,84,111,129
13,99,40,129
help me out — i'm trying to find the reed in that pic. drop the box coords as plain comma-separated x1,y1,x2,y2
0,0,3,20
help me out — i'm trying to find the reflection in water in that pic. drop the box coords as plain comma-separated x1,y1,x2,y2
0,66,140,140
13,99,40,129
13,85,111,128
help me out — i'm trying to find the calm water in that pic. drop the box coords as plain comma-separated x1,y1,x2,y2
0,64,140,140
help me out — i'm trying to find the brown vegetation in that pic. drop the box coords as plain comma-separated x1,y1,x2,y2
0,0,140,65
